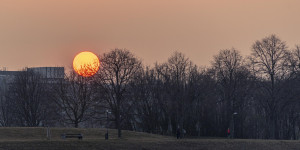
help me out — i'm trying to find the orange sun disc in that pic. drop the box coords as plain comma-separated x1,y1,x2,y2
73,51,100,77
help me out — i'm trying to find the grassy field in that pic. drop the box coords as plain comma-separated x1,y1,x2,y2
0,127,299,150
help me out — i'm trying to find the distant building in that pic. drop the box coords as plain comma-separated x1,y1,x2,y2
28,67,64,79
0,67,65,96
0,71,19,100
0,67,65,126
28,67,65,83
0,70,20,88
0,67,64,79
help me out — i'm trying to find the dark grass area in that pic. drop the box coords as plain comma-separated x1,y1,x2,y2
0,128,299,150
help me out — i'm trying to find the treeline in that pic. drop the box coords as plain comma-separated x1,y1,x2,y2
1,34,300,140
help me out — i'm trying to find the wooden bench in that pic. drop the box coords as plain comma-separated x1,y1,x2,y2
61,133,83,140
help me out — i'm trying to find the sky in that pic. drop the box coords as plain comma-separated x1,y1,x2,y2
1,0,300,70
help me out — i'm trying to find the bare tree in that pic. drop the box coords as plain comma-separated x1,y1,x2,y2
249,34,292,139
8,69,48,127
212,49,242,135
0,77,14,126
290,45,300,73
52,71,96,128
156,52,194,136
130,67,165,134
96,48,142,138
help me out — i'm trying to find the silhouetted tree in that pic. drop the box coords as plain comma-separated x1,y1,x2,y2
96,49,142,138
212,48,255,138
52,71,96,128
0,77,14,126
249,34,292,139
8,69,48,126
155,52,197,137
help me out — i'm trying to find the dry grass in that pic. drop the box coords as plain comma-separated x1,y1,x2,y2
0,127,299,150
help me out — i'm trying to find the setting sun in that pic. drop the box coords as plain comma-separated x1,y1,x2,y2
73,51,100,77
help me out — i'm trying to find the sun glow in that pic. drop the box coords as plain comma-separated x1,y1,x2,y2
73,51,100,77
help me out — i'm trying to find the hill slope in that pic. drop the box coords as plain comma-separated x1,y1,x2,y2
0,127,299,150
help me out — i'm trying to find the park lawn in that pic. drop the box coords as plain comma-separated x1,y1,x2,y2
0,127,298,150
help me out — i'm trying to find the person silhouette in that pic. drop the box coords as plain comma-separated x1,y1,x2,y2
176,127,181,139
227,128,230,138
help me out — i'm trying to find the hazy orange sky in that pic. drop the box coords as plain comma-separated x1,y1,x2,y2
1,0,300,70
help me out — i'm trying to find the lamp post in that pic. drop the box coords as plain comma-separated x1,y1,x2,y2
105,109,111,140
232,112,238,139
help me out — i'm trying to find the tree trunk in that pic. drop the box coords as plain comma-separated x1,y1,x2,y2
74,120,79,128
269,113,276,139
116,113,122,138
118,127,122,138
117,119,122,138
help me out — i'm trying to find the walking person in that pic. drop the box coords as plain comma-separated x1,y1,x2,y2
227,128,230,138
176,127,181,139
182,129,186,138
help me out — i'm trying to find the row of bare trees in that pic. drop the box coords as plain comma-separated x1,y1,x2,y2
2,35,300,139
